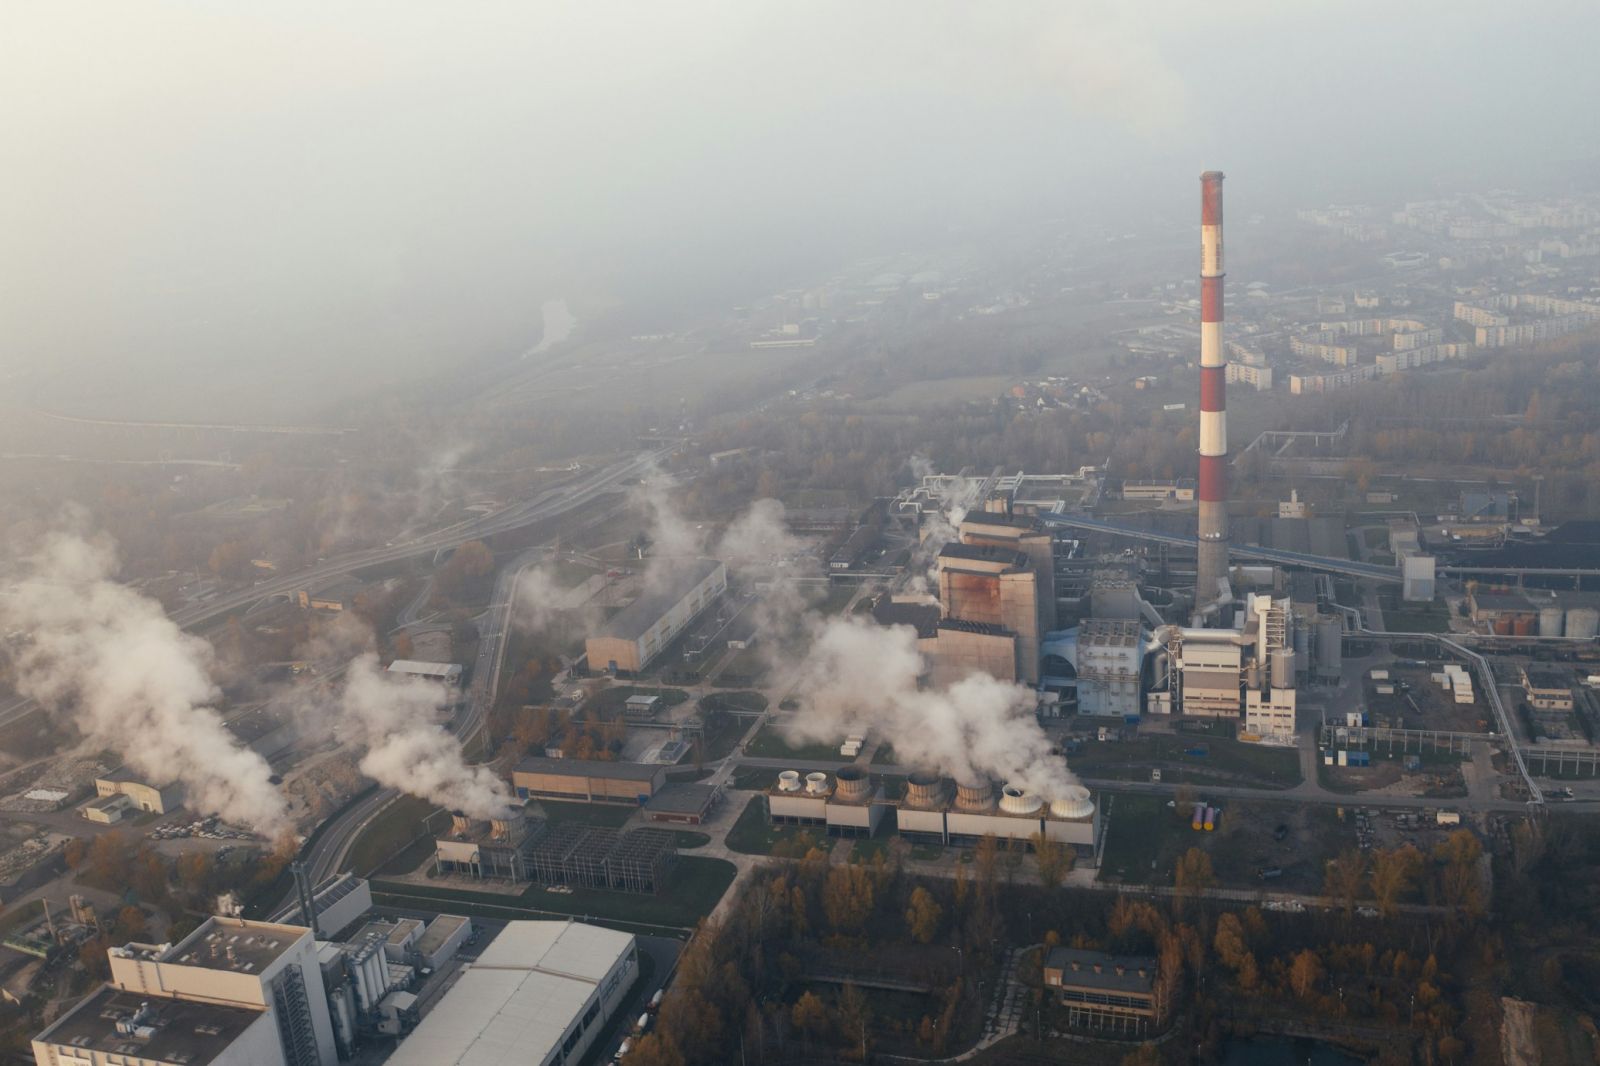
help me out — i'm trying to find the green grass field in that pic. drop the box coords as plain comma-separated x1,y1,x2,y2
745,723,846,761
346,796,447,877
724,795,834,857
530,799,640,828
371,855,736,933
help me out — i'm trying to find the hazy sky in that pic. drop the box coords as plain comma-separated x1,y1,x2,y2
3,1,1597,416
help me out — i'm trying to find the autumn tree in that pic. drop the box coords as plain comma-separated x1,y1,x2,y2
1289,949,1325,1001
822,865,874,935
1173,847,1215,913
905,886,943,945
1213,913,1260,990
1032,832,1072,891
1369,845,1422,918
791,991,830,1042
1323,848,1368,917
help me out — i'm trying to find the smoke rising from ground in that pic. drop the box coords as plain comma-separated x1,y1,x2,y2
0,530,291,835
786,616,1078,797
634,468,707,593
340,654,513,819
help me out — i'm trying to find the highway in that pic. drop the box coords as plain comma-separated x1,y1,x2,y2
0,445,671,731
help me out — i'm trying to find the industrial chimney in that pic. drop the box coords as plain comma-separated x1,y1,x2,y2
1195,170,1230,615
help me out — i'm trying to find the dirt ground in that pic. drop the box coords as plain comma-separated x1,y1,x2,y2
1362,665,1493,734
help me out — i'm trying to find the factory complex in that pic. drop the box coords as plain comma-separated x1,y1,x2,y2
27,862,643,1066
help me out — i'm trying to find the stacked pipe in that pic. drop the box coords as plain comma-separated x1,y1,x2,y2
1195,170,1230,613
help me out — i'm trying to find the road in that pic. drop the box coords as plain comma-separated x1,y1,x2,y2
0,445,671,731
295,542,550,892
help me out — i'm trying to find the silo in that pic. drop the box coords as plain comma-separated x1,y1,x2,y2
1316,617,1343,679
1566,608,1600,640
1493,616,1514,635
1203,806,1216,831
1191,803,1205,830
1539,605,1565,638
1513,614,1536,636
1271,648,1295,689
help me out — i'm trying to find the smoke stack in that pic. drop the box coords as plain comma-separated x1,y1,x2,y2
1195,170,1230,614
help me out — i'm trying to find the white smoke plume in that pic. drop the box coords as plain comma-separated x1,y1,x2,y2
0,530,291,836
786,615,1077,797
632,466,708,592
905,456,983,593
510,560,605,639
340,654,514,819
715,497,811,650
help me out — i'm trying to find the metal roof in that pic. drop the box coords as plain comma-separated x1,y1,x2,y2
514,757,665,782
597,558,724,641
34,987,264,1064
386,921,635,1066
644,783,719,815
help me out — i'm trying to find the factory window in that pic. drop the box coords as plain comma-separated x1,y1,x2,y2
582,1001,601,1030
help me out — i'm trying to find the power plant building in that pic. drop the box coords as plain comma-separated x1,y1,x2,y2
385,921,638,1066
767,770,1101,859
585,558,726,674
434,810,546,881
34,917,341,1066
511,757,666,805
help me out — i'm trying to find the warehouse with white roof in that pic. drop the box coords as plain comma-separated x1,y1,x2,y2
385,920,638,1066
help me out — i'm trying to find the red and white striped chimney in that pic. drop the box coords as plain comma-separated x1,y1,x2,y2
1195,170,1229,612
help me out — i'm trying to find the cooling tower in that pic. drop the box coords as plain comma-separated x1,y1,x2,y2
834,765,871,802
1047,785,1096,821
998,784,1044,815
954,779,996,812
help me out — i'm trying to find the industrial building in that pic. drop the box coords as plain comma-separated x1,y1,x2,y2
94,767,182,815
1467,589,1600,638
766,769,1102,859
642,782,721,825
385,921,638,1066
585,558,727,674
511,757,666,804
434,810,546,881
385,659,464,686
268,872,374,939
526,825,678,894
80,792,133,824
1043,948,1166,1034
34,916,341,1066
1523,668,1575,711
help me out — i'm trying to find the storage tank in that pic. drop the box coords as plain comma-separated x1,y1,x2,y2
1203,806,1216,831
998,784,1044,816
804,772,830,795
1293,623,1312,661
777,771,802,792
954,779,995,812
834,766,870,802
1513,614,1536,636
1316,617,1343,679
1493,616,1514,635
1271,648,1295,689
1048,786,1095,821
1191,803,1205,830
1567,608,1600,640
904,771,944,808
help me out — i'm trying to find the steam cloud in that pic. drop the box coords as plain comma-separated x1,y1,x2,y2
340,654,514,819
629,482,1074,794
0,531,291,836
788,616,1078,797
